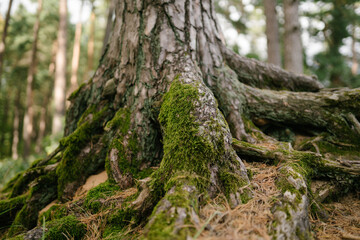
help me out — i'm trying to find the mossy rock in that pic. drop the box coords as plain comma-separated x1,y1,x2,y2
45,215,86,240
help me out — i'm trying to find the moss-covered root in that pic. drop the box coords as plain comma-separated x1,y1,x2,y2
232,139,360,179
142,178,200,240
0,194,28,229
158,72,249,201
271,163,312,240
7,171,58,237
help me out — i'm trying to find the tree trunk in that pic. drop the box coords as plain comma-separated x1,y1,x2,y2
52,0,67,136
22,0,43,159
34,91,50,154
69,0,84,95
0,0,14,89
1,1,359,240
264,0,281,66
0,87,10,158
11,88,21,160
101,0,115,55
284,0,303,73
351,25,358,76
35,41,57,153
83,4,96,82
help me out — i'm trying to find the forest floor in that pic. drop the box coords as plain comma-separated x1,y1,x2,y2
38,162,360,240
312,193,360,240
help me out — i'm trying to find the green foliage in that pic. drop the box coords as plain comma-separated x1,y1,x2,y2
306,0,360,87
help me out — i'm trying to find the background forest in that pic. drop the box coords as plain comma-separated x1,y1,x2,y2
0,0,359,187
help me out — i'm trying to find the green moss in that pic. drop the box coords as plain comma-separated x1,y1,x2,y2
108,208,137,229
9,171,58,236
155,79,214,190
45,215,86,240
145,182,197,240
219,171,248,202
39,204,67,222
84,181,121,213
247,168,253,180
105,108,131,131
105,108,145,182
7,234,25,240
0,194,27,227
56,105,110,199
9,167,45,198
68,82,86,100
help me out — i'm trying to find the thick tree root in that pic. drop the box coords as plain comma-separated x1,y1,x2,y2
219,43,323,92
232,139,360,178
271,163,312,240
143,179,200,240
244,86,360,142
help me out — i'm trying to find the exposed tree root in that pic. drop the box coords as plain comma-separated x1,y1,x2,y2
219,43,323,92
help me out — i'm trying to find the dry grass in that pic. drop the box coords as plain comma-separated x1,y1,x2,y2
312,193,360,240
195,162,279,240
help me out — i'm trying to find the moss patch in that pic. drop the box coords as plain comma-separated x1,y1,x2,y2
105,108,145,182
145,179,198,240
0,194,27,228
84,181,121,213
39,204,67,222
155,79,214,191
45,215,86,240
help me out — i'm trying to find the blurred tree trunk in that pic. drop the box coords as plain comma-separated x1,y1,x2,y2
0,0,14,89
52,0,67,135
11,89,21,160
284,0,303,73
35,41,57,153
69,0,84,95
101,0,115,55
351,25,358,76
35,92,49,154
264,0,281,66
0,88,10,158
83,3,96,82
22,0,43,159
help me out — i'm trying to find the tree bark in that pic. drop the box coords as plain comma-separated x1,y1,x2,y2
22,0,43,159
52,0,67,136
264,0,281,66
0,0,14,89
1,1,359,240
284,0,303,74
101,0,115,55
69,0,84,95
